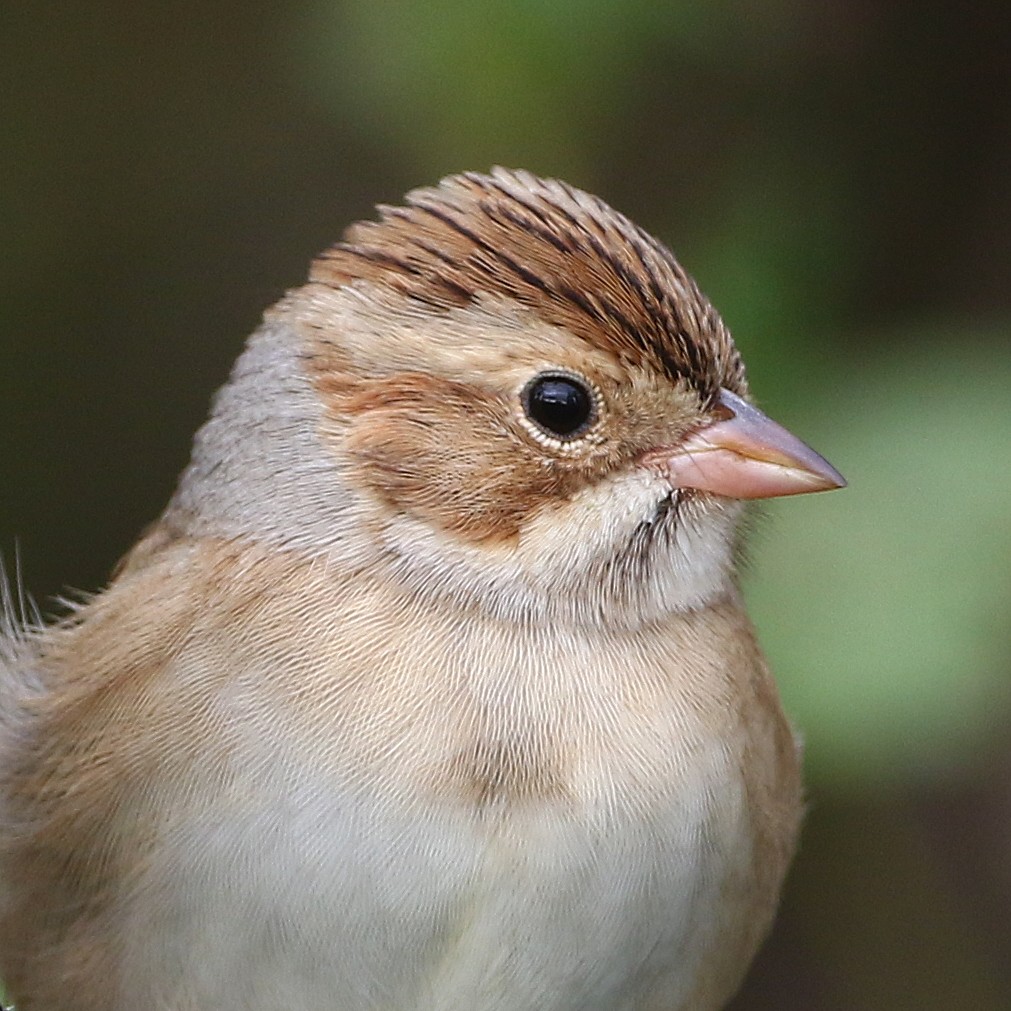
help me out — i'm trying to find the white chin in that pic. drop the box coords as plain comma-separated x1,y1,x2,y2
381,470,743,630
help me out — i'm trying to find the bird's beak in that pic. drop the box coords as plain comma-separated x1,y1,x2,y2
660,388,846,500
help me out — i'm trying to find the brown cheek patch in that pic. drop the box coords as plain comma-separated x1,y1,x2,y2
332,373,583,544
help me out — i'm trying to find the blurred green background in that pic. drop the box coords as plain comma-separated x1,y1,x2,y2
2,1,1010,1007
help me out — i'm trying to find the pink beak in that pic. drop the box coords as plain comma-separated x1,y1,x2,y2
658,388,846,500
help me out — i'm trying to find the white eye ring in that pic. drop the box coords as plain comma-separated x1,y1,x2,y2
521,371,597,440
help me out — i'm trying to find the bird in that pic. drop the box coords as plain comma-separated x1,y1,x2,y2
0,168,844,1011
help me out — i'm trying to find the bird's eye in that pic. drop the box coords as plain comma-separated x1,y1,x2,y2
522,373,595,439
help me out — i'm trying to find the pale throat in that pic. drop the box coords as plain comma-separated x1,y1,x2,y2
374,470,743,631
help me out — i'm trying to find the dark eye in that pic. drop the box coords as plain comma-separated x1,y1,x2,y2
522,373,595,439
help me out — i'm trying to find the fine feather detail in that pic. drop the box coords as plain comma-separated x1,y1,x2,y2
0,550,44,929
0,548,44,717
0,171,807,1010
313,167,747,402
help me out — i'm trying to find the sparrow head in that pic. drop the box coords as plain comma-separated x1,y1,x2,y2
169,169,843,627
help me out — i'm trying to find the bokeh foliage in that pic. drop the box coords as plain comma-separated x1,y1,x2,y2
2,1,1010,1006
